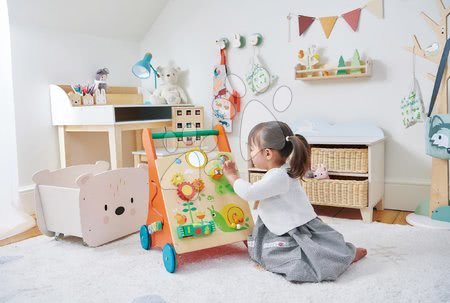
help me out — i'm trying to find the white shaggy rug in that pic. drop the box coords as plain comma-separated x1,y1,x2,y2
1,217,450,303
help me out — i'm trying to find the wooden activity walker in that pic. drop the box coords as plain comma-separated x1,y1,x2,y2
139,125,254,273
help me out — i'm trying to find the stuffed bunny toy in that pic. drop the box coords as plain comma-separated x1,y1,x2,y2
313,164,330,180
94,68,109,105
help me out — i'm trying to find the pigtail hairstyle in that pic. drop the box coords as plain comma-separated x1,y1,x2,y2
248,121,311,179
286,134,310,179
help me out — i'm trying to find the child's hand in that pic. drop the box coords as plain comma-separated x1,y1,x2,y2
223,160,237,175
223,160,239,185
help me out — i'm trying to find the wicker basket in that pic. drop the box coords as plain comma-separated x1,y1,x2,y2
249,172,265,183
301,178,368,208
311,147,368,173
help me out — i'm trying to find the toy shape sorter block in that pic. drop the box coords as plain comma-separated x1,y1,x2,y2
167,106,204,148
140,125,254,273
32,161,149,247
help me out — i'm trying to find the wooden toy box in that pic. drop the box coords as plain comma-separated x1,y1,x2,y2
32,161,149,247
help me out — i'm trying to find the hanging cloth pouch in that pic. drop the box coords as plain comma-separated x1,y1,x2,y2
401,48,425,128
246,49,276,95
425,37,450,159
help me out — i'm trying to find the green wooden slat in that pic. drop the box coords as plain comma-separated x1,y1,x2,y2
151,129,218,139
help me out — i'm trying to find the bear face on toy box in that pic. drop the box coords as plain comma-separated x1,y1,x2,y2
77,165,149,247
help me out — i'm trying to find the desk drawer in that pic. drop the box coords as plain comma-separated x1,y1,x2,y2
114,106,172,122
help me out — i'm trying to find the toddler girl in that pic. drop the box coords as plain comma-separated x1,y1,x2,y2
223,121,366,282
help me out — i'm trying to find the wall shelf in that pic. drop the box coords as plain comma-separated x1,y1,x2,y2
295,59,372,81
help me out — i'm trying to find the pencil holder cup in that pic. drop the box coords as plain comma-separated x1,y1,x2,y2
68,92,82,106
82,94,94,106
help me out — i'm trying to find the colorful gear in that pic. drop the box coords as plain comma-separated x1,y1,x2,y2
171,173,185,186
177,182,196,201
192,178,205,192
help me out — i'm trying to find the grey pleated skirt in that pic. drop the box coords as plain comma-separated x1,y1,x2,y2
247,217,356,283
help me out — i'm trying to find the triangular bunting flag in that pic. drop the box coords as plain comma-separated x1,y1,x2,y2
319,16,338,39
342,8,361,31
298,15,315,36
366,0,384,19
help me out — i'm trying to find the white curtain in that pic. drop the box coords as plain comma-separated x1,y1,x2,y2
0,0,35,240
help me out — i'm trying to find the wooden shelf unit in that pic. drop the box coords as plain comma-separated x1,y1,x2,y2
295,59,372,81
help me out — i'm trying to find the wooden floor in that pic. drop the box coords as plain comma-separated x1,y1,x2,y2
0,224,41,247
313,206,412,225
0,207,411,248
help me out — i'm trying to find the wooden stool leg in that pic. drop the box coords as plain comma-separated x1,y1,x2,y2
58,126,67,168
135,130,143,151
134,155,140,168
108,126,123,169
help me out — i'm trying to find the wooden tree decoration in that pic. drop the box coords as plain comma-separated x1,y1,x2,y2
405,0,449,216
337,56,347,75
350,49,362,74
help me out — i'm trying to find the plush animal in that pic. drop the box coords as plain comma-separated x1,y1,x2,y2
95,68,109,105
150,66,188,105
313,164,330,180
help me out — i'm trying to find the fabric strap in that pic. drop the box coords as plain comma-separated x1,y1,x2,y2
220,49,226,65
428,38,450,117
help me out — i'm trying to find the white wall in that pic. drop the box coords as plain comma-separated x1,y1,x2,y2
0,0,34,240
7,0,168,42
9,25,140,193
140,0,443,210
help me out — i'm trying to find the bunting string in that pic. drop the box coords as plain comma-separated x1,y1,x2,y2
288,0,383,40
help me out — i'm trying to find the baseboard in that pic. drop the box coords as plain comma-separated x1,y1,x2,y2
19,180,438,214
18,185,35,215
384,179,431,212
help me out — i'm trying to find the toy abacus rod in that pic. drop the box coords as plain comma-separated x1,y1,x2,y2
152,129,219,139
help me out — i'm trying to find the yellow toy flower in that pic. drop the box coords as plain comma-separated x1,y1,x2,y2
171,173,184,186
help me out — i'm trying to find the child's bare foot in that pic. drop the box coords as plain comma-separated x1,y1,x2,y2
255,264,265,271
352,248,367,263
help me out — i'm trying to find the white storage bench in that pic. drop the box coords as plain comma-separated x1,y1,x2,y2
32,161,149,247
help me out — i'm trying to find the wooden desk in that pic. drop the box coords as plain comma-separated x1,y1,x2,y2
50,85,191,169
